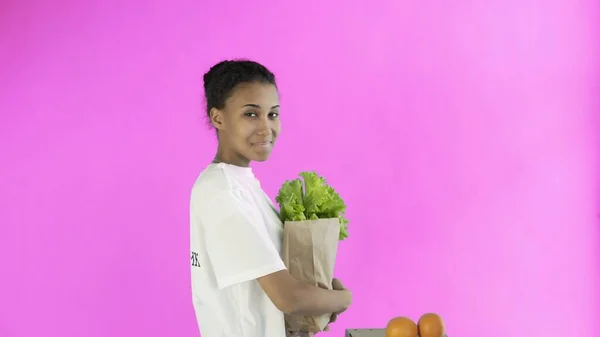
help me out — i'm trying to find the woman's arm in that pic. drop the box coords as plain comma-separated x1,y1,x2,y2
257,270,352,316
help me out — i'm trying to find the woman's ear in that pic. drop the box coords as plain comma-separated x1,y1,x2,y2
210,108,224,130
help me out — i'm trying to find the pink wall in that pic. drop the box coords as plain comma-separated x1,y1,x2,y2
1,1,598,337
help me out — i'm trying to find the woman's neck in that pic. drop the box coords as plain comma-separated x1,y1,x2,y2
213,148,250,167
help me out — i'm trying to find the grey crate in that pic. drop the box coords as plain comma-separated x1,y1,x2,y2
345,329,386,337
345,329,448,337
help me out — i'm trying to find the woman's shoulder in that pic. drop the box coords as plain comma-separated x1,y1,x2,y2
190,164,250,210
193,164,231,188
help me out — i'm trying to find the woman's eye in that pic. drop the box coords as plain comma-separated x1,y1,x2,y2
244,111,278,118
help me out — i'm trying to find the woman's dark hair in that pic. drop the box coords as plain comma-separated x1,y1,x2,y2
203,59,277,122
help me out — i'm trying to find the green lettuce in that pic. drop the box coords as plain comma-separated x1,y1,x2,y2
275,171,349,241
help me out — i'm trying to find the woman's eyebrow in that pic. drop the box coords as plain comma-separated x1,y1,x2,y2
241,104,280,109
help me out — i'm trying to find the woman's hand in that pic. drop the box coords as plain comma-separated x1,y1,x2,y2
287,278,351,336
323,278,350,331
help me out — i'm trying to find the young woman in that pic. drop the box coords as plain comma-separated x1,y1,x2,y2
189,60,352,337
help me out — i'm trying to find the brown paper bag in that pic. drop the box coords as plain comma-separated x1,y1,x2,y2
282,217,341,332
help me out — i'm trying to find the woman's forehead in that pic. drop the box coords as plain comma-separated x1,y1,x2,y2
228,82,279,107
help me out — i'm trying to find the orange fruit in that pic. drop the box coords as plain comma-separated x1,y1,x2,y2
385,316,418,337
417,313,445,337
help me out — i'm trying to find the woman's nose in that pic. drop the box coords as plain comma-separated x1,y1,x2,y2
257,128,270,136
257,117,271,135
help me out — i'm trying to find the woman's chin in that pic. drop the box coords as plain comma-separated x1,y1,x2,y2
251,153,271,162
248,148,274,162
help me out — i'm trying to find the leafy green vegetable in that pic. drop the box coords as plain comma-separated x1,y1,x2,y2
275,171,349,241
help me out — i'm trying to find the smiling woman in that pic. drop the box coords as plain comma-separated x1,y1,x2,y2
189,60,352,337
204,60,281,166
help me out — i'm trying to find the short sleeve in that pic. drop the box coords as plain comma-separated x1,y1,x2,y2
197,188,286,290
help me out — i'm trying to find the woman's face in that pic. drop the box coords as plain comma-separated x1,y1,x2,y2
210,81,281,166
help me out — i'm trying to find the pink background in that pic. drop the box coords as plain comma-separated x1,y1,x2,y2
1,1,598,337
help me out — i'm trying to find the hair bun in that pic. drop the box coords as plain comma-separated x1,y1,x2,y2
204,61,233,87
203,72,213,87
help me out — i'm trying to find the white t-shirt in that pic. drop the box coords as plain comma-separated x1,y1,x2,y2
189,162,287,337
